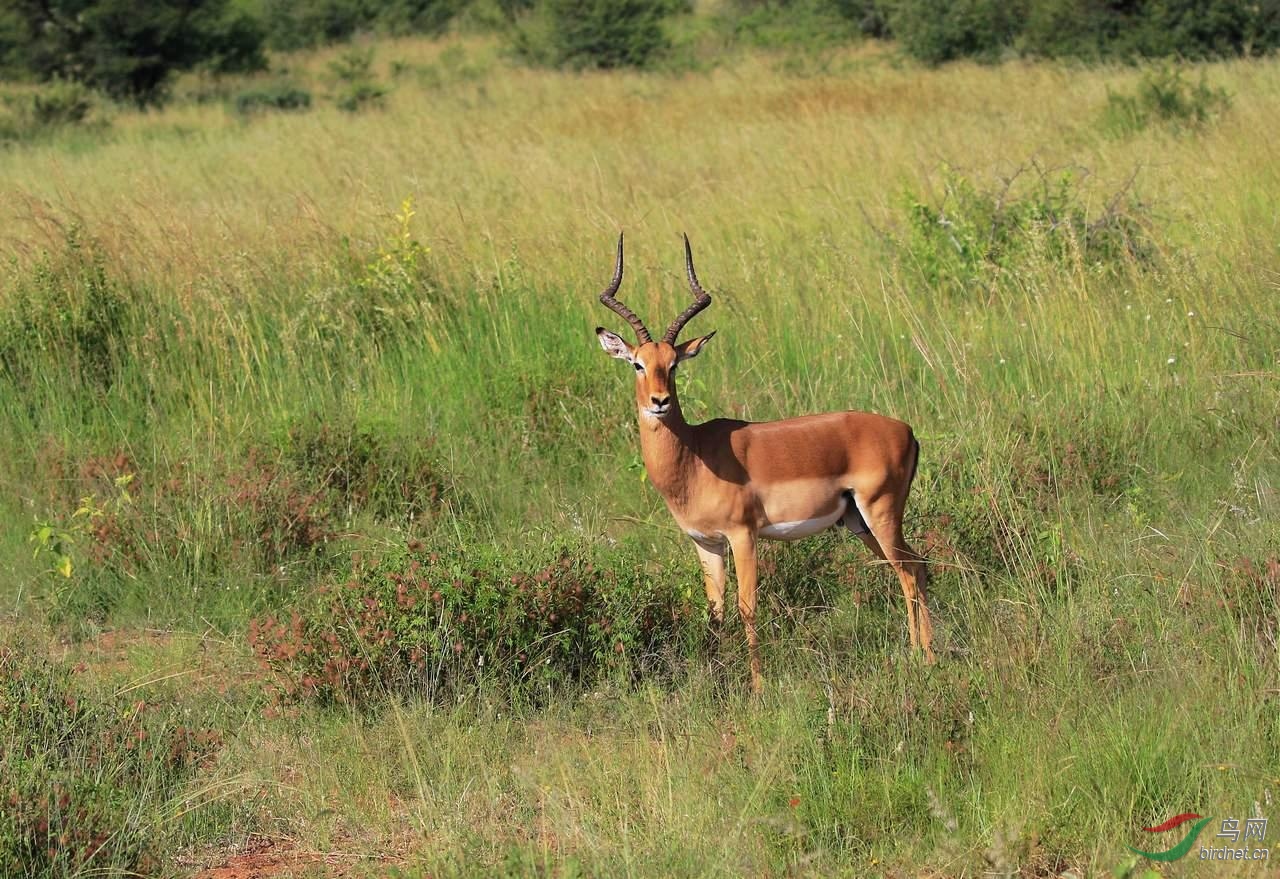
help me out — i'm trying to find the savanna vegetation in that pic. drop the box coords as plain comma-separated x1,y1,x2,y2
1,2,1277,877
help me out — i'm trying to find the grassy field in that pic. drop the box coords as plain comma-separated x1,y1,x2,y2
1,34,1278,878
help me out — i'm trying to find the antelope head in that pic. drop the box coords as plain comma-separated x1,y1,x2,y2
595,234,716,421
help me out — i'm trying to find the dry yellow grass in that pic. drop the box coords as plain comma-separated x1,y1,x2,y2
4,37,1276,304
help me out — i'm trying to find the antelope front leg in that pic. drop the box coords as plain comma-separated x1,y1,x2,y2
726,531,763,694
693,538,727,629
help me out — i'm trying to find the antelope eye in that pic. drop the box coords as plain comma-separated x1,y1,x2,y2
633,362,644,372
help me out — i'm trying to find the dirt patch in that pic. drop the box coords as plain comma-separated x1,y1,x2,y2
192,837,323,879
188,834,407,878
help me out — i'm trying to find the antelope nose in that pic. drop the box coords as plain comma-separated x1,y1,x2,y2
651,395,670,408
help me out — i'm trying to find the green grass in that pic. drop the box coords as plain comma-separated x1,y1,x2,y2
0,35,1277,877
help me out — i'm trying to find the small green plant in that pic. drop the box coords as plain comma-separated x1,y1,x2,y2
329,47,388,111
335,79,388,111
1100,65,1231,138
349,196,440,341
233,82,313,115
29,472,134,582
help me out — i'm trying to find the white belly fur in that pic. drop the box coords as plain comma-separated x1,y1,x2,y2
759,496,847,541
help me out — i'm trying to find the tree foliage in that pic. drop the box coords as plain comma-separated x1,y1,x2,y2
1018,0,1280,61
879,0,1280,64
2,0,1277,102
0,0,265,105
718,0,1280,63
538,0,672,69
254,0,465,51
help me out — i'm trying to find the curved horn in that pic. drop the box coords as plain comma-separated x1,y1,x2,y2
598,233,651,344
663,234,713,344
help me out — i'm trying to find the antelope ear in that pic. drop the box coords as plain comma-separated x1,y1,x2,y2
596,327,634,361
676,331,715,362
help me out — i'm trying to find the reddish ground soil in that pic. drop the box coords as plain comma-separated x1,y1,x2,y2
188,834,406,878
192,838,324,878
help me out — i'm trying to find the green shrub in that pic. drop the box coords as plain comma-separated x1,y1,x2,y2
280,415,454,526
335,79,389,111
0,81,103,145
721,0,865,50
329,47,388,111
0,645,222,877
28,80,95,127
248,540,704,705
511,0,673,70
1099,64,1231,138
897,165,1154,298
233,81,313,114
719,0,889,42
0,228,132,389
886,0,1019,64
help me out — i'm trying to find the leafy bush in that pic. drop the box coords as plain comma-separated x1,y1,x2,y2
897,165,1154,298
511,0,673,70
248,540,703,704
280,416,454,526
1100,65,1231,138
29,80,95,127
0,645,222,877
233,82,313,114
885,0,1020,64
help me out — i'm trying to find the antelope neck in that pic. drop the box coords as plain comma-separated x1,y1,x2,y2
638,401,696,499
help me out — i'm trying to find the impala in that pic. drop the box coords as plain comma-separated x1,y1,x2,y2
594,234,935,692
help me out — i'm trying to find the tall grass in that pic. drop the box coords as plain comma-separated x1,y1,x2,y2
0,36,1276,876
